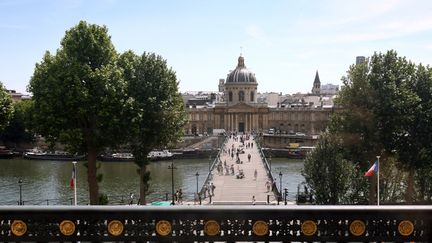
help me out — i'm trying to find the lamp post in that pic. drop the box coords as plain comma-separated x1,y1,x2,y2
18,178,23,205
168,161,176,205
195,172,199,194
278,171,283,196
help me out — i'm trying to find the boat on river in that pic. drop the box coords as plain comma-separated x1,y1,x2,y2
23,149,86,161
0,146,14,159
99,152,134,162
99,150,174,162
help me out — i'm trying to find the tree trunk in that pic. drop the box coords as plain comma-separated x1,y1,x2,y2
87,147,99,205
139,164,148,205
405,168,415,204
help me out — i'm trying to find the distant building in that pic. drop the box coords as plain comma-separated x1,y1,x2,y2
356,56,365,65
7,90,30,102
183,56,335,139
320,83,339,95
311,71,321,95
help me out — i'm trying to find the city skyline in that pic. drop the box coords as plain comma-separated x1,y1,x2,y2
1,0,432,94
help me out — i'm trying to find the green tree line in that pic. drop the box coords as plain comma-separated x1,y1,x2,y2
303,50,432,205
0,21,186,205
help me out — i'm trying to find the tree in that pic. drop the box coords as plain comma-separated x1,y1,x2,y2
28,21,129,204
368,51,426,203
1,99,35,147
119,50,186,204
329,59,383,204
303,132,358,204
0,82,13,132
328,50,432,204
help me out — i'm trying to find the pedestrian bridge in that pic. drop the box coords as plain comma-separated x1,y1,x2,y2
201,135,279,204
0,206,430,242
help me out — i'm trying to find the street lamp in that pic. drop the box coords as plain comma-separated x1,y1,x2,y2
195,172,199,194
168,162,176,205
278,171,283,196
18,178,23,205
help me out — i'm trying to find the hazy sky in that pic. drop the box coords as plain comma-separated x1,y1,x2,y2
1,0,432,94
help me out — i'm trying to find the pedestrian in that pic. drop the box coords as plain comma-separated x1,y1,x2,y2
254,169,258,180
265,180,271,192
178,189,183,204
248,153,251,162
211,183,216,196
175,190,179,204
129,193,134,205
194,192,199,205
252,195,256,205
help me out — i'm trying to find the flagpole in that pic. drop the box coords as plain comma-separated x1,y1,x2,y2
72,161,77,206
376,156,380,206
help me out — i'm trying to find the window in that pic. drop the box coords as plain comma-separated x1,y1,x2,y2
239,91,245,102
250,91,254,102
229,91,233,102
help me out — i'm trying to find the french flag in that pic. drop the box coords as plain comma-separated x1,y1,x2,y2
364,160,378,177
70,165,76,189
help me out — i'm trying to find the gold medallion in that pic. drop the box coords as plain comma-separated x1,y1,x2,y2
59,220,75,236
204,220,220,236
301,220,317,236
156,220,172,236
11,220,27,236
398,220,414,236
252,220,268,236
349,220,366,236
108,220,124,236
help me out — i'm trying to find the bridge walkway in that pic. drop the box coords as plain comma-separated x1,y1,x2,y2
206,135,276,204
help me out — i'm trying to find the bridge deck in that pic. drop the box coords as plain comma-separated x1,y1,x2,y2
207,135,275,204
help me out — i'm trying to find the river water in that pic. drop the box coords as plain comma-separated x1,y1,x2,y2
0,158,304,205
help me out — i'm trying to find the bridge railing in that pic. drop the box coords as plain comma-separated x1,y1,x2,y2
255,135,281,198
0,205,430,242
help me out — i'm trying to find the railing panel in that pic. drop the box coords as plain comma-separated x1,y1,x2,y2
0,205,430,242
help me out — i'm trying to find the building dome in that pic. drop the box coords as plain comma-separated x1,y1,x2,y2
226,56,257,83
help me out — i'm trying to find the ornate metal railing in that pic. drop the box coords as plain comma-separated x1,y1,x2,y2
1,205,430,242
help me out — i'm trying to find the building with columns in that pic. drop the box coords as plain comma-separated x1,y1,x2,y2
184,55,335,139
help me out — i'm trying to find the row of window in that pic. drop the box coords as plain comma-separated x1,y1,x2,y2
228,91,254,102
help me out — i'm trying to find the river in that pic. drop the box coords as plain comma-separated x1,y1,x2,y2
0,158,304,205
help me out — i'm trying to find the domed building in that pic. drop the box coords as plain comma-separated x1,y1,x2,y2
184,55,335,146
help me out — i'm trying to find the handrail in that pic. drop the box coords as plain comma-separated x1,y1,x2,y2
255,135,281,198
1,206,431,242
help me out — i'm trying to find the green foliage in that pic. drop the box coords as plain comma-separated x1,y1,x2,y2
303,132,358,204
28,21,129,204
1,99,34,145
0,82,14,132
313,50,432,204
98,193,109,205
118,50,186,203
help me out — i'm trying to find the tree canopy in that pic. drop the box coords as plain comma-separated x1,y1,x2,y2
28,21,129,204
305,50,432,204
119,50,186,204
0,82,14,132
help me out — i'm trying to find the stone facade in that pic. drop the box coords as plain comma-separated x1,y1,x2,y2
184,56,335,137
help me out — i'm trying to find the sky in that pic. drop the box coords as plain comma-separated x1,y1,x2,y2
1,0,432,95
